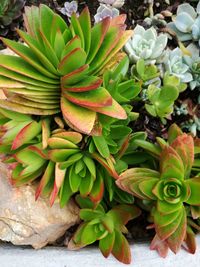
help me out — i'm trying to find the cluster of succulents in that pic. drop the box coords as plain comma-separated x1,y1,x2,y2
0,1,200,265
168,2,200,45
117,124,200,256
167,1,200,92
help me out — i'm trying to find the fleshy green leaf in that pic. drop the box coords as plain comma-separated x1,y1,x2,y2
99,231,115,258
185,177,200,205
160,146,184,180
69,165,82,193
58,48,87,75
89,171,104,203
80,223,98,246
155,207,183,241
168,124,183,144
80,209,104,221
139,178,159,200
117,168,160,199
61,97,96,134
79,173,94,197
111,230,131,264
157,200,183,215
167,207,187,253
93,135,110,159
107,204,141,228
171,134,194,179
12,120,42,150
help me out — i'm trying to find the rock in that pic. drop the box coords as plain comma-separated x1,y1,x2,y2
0,48,16,56
0,162,80,249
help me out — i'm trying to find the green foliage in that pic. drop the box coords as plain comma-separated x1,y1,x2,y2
0,3,199,265
145,74,180,123
68,197,141,264
0,0,24,26
0,4,132,135
117,124,200,256
103,56,141,103
132,59,160,84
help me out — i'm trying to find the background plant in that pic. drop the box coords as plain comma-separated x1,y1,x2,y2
117,124,200,256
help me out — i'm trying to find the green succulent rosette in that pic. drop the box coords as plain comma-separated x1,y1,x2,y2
117,130,200,254
68,196,141,264
0,4,132,135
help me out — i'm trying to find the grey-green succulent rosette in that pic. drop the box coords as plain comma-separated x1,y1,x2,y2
168,2,200,45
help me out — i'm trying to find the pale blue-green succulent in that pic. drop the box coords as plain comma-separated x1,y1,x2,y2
124,25,168,64
164,47,193,83
181,117,200,137
168,2,200,45
94,3,119,23
184,43,200,90
60,1,79,19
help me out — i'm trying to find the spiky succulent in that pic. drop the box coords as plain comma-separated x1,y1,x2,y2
117,124,200,256
68,196,141,264
0,0,25,26
0,4,132,135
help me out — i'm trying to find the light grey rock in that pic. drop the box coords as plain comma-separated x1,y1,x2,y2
0,162,80,249
0,48,16,56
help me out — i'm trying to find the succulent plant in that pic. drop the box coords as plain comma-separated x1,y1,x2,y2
86,56,141,160
183,43,200,90
1,110,122,206
164,47,193,83
131,59,160,86
144,16,167,28
124,25,168,64
144,11,171,28
0,4,132,135
59,1,79,19
94,4,119,23
175,99,200,137
0,108,43,153
2,124,113,207
68,196,141,264
117,124,200,256
98,0,125,8
0,0,25,26
174,103,188,116
168,2,200,45
182,117,200,137
103,55,141,107
144,73,185,123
